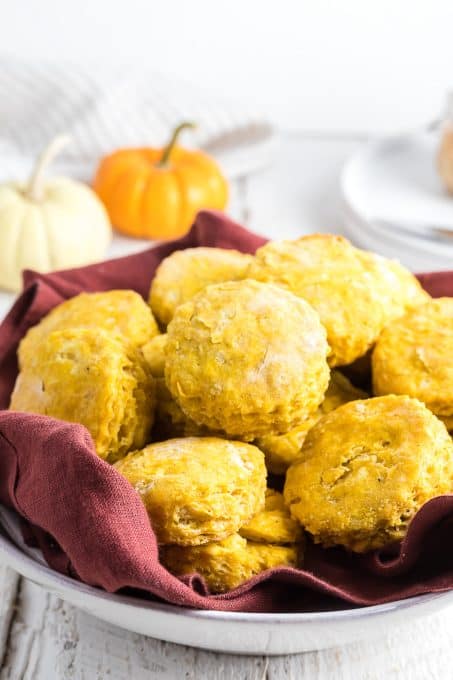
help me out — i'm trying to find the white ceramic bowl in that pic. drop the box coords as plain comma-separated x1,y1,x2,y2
1,510,453,655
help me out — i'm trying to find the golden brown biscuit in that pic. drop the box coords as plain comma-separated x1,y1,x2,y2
165,279,330,440
160,533,299,593
256,371,367,474
142,334,167,377
372,298,453,421
141,336,207,438
239,489,302,544
255,415,320,475
11,328,155,461
153,375,214,440
19,290,159,368
284,395,453,552
249,234,429,366
114,437,267,545
149,247,253,326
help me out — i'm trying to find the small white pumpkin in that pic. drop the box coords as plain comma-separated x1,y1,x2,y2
0,135,112,291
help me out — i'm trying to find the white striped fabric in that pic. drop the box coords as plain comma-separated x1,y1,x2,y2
0,57,275,181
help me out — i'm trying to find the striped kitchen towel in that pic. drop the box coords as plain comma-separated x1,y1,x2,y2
0,57,276,181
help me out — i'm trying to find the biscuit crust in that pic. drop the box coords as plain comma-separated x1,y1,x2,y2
249,235,428,366
149,247,253,326
19,290,159,368
239,489,302,544
160,533,299,593
142,334,167,377
284,395,453,552
372,298,453,419
11,328,155,461
256,371,367,474
114,437,267,545
165,279,330,440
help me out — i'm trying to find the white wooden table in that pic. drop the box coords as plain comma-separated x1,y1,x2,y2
2,133,453,679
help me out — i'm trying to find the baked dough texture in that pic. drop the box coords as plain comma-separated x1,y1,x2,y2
142,335,218,438
372,298,453,421
249,234,429,366
141,334,199,437
284,395,453,552
11,328,155,461
142,334,167,377
149,247,253,326
114,437,267,545
239,489,302,544
19,289,159,368
165,279,330,440
256,371,367,474
153,377,189,437
255,415,320,476
160,533,299,594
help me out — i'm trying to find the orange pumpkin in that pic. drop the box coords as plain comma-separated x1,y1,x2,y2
93,122,228,240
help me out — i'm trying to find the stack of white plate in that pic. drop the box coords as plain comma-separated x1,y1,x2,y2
341,129,453,272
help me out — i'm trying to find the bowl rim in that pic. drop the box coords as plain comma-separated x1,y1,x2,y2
2,524,452,625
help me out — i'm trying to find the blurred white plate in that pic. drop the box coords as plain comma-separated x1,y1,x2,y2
341,130,453,271
1,506,453,655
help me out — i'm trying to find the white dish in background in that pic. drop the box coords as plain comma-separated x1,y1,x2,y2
341,129,453,271
1,506,453,655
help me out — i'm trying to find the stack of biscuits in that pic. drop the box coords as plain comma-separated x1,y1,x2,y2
10,235,453,592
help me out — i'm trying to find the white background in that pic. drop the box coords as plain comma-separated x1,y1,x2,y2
2,0,453,134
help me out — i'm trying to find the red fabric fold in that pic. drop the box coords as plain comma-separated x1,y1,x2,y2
1,209,453,613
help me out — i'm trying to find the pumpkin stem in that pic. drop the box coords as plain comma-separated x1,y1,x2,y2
158,122,196,167
26,134,71,201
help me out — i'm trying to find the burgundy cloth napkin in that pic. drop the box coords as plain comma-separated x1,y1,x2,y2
1,209,453,613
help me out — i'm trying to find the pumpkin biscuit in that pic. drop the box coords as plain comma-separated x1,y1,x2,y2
249,234,429,366
141,334,212,438
114,437,267,545
255,414,320,476
11,328,155,461
160,533,299,594
19,289,159,369
256,371,367,474
149,247,253,326
165,279,330,440
239,489,302,544
141,334,198,438
284,395,453,552
153,378,215,440
142,333,167,377
372,298,453,424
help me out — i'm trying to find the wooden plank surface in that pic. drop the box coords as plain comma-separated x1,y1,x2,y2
2,134,453,679
2,577,453,679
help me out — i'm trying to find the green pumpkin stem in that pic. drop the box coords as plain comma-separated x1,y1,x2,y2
158,122,196,167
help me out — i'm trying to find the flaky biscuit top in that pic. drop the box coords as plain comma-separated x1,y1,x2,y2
165,279,330,440
149,247,253,326
249,234,429,366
